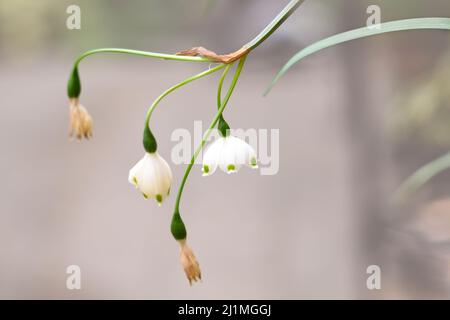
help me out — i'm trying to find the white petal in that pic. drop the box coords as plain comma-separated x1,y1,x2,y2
202,138,224,176
128,157,145,187
153,152,172,200
230,136,249,167
138,154,158,198
247,146,258,169
229,136,258,169
219,137,240,174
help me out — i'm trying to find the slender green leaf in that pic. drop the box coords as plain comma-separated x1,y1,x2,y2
395,151,450,202
265,18,450,95
245,0,305,51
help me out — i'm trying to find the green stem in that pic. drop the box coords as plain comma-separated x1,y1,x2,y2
142,64,226,153
144,64,226,126
217,64,232,110
68,49,218,99
217,64,233,137
73,48,212,69
173,56,247,213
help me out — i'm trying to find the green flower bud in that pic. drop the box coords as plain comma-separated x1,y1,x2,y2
143,124,157,153
171,210,187,240
218,116,230,137
67,67,81,98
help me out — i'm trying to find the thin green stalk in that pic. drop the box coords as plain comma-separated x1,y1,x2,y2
217,65,232,110
174,56,247,212
141,63,225,153
144,64,226,127
74,48,212,69
216,63,233,136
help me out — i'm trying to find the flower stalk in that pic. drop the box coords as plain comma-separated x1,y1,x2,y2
142,64,226,153
217,64,232,137
169,57,246,284
172,56,247,215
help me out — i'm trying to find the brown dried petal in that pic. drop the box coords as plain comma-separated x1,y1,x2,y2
69,98,93,140
178,240,202,285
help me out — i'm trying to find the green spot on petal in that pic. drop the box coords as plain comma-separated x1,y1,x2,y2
227,164,236,171
142,193,148,199
203,165,209,173
251,158,257,167
132,177,138,186
156,194,163,203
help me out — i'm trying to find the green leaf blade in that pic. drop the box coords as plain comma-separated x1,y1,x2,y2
265,18,450,95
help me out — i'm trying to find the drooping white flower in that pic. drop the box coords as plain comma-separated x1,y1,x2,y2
202,136,258,176
128,152,173,205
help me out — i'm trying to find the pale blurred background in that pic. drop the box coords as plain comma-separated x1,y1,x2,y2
1,0,450,299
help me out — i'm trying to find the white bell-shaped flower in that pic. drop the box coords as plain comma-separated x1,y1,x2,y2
202,136,258,176
128,152,173,205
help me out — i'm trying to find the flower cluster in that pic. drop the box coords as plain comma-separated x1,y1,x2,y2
67,60,256,285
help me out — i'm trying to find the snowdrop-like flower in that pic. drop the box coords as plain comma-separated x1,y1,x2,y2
69,98,93,140
202,136,258,176
128,152,173,205
178,239,201,285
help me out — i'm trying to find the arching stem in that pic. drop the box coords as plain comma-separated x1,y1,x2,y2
173,56,247,214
